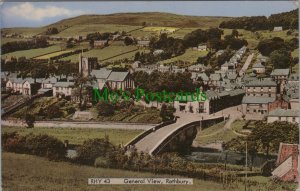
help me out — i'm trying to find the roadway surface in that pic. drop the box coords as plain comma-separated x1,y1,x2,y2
133,105,243,154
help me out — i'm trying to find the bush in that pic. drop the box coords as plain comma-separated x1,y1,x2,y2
97,101,115,117
1,133,66,161
76,137,114,165
23,134,66,160
25,114,35,128
2,132,23,152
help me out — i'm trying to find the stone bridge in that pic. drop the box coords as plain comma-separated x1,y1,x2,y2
125,114,226,155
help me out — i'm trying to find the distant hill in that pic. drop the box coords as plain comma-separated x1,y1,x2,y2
47,12,231,29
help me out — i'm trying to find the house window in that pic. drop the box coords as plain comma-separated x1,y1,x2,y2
279,117,281,121
254,109,256,113
292,117,296,122
261,94,263,96
269,94,271,97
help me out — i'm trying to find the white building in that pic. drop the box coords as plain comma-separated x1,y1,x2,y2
53,82,74,98
6,78,40,96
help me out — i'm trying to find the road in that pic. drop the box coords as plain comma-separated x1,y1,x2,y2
1,120,155,130
239,53,254,76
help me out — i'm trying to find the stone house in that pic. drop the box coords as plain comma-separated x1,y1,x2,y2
242,96,275,118
244,78,277,98
53,81,74,99
252,62,265,74
94,40,108,48
271,69,290,93
6,78,41,96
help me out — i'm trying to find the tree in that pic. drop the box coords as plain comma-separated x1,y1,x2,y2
25,114,35,128
46,27,59,35
97,101,115,117
257,37,286,56
160,104,175,121
231,29,239,38
269,49,292,69
124,37,133,46
74,75,96,110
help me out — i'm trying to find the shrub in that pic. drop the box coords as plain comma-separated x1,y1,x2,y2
2,132,23,152
97,101,115,117
23,134,66,160
76,137,114,165
25,114,35,128
1,133,66,161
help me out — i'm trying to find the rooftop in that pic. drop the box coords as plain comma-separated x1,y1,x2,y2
270,69,290,76
245,78,276,87
242,96,275,104
268,109,299,117
107,71,129,82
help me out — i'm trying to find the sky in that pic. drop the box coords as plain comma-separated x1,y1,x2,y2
0,1,298,28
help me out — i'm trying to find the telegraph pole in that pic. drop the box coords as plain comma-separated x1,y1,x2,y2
245,141,248,191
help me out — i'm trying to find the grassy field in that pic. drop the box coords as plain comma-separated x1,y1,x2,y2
61,43,139,62
2,27,45,36
222,29,298,49
3,152,296,191
55,24,140,37
160,49,208,64
169,28,198,39
34,49,73,59
195,121,238,145
1,45,63,59
2,126,142,146
1,37,31,45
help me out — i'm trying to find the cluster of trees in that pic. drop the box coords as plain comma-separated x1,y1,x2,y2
257,37,298,69
150,33,186,57
46,27,59,35
219,9,298,31
132,70,195,92
225,121,299,169
2,38,49,54
184,28,247,51
2,58,78,79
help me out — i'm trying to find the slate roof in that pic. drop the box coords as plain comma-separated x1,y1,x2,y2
242,96,275,104
268,109,299,117
107,71,129,82
91,69,112,79
227,73,238,80
270,69,290,76
228,89,245,96
252,62,265,68
206,90,219,100
53,82,74,87
245,78,276,87
210,73,221,81
41,77,57,84
197,73,209,81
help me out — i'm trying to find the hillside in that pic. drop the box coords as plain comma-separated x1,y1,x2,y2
1,12,231,36
48,12,231,29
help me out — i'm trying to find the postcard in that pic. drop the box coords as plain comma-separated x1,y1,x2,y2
1,1,299,191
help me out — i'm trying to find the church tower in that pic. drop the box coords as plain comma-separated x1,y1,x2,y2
79,54,90,77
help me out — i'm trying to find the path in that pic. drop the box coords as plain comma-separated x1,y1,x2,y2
239,53,254,76
1,120,155,130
